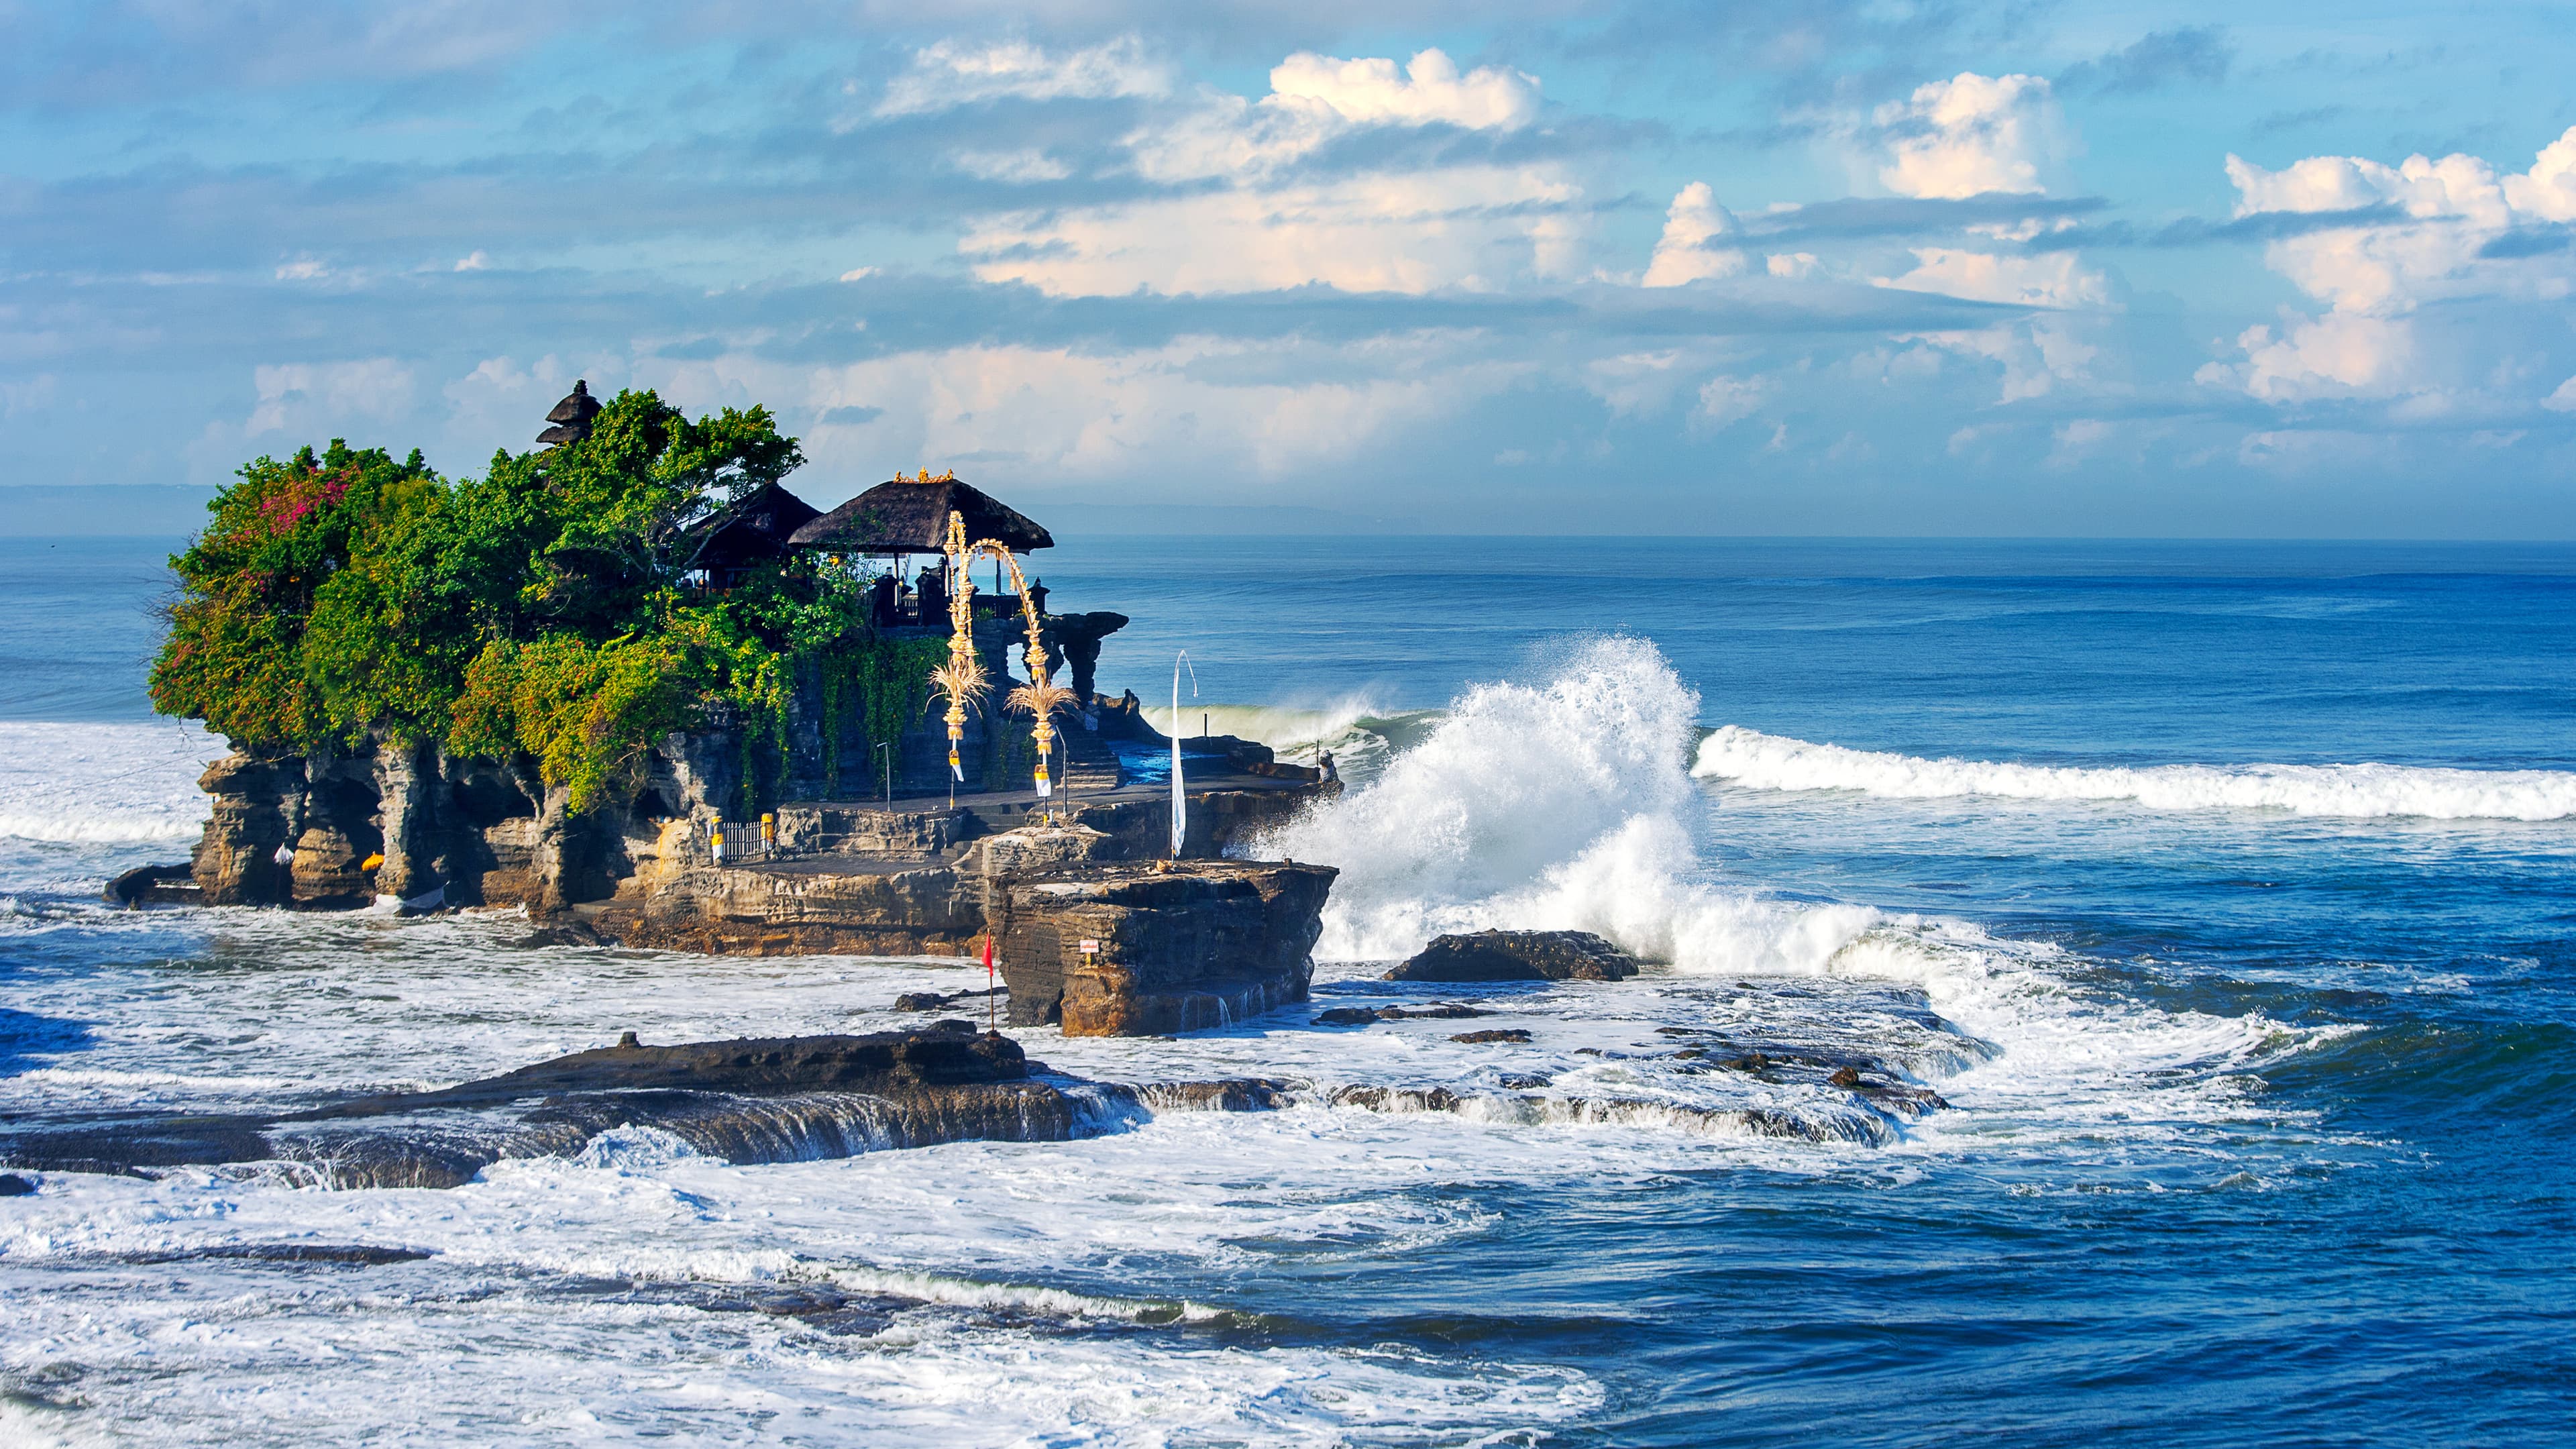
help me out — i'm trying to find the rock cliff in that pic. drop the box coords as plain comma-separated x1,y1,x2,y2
986,859,1338,1034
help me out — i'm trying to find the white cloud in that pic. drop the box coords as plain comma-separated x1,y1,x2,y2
2505,129,2576,221
1583,350,1690,416
2047,418,2114,470
1642,183,1748,287
838,266,878,282
453,250,490,272
964,48,1575,297
1860,75,2094,334
877,36,1171,117
2221,150,2520,315
1913,319,2099,403
2208,126,2576,407
1766,252,1817,279
2197,313,2415,402
965,166,1578,297
1267,48,1540,130
248,358,416,435
952,148,1073,183
274,257,329,281
1695,374,1769,429
629,337,1525,486
2545,374,2576,413
1128,47,1538,184
1876,248,2111,308
1875,72,2063,200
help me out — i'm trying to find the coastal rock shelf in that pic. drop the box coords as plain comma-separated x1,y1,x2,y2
0,979,1980,1187
0,1026,1285,1190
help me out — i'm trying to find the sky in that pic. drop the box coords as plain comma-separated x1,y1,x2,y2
4,1,2575,537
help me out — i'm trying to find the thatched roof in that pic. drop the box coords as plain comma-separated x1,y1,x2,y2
789,474,1053,554
537,380,600,446
683,482,823,572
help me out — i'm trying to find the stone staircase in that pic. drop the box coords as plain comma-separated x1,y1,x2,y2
1056,722,1122,792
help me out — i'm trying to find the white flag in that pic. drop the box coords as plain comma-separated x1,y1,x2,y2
1170,651,1196,857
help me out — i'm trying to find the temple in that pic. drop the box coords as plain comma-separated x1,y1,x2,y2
145,388,1339,1032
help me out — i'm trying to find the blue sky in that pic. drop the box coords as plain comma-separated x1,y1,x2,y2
5,1,2575,535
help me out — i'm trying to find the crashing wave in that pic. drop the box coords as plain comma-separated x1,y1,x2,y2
1693,724,2576,821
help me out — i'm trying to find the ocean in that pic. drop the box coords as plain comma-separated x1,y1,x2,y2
3,532,2572,1446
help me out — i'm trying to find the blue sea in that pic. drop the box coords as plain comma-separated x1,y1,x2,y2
3,533,2573,1446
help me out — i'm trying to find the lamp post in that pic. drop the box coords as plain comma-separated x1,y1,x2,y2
873,741,893,812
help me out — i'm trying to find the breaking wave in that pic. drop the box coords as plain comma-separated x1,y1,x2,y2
1256,635,1917,979
1693,724,2576,821
1255,636,2324,1130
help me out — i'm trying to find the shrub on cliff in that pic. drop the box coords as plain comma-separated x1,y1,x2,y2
152,389,883,812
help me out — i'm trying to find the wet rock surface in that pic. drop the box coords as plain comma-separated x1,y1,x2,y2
0,1027,1292,1189
989,859,1338,1036
103,863,199,908
1385,929,1642,983
1314,1002,1493,1026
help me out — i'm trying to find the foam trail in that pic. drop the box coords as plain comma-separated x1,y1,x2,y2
0,720,225,842
1694,724,2576,821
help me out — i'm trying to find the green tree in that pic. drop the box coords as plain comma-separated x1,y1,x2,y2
152,388,867,813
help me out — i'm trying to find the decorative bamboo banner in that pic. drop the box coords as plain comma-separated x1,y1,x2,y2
927,506,1069,806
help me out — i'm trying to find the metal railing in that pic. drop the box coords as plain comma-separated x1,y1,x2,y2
706,814,777,865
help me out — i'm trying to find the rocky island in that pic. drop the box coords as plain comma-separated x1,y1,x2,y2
83,380,1976,1175
136,383,1341,1036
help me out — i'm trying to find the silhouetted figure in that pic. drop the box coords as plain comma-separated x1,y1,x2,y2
916,563,949,625
1026,578,1050,616
869,572,899,627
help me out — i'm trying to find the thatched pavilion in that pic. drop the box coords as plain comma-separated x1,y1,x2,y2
680,481,823,588
791,472,1055,627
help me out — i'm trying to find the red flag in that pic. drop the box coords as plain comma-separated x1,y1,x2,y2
981,934,998,1032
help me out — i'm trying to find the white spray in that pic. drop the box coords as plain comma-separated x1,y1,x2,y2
1260,636,1874,970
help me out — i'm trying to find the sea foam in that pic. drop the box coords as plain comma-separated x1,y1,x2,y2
1693,724,2576,820
0,720,225,843
1254,637,2322,1141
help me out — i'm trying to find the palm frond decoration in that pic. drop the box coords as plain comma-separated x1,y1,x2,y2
927,653,989,712
1006,678,1079,719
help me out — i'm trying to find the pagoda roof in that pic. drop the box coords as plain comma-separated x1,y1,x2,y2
789,473,1053,554
537,380,602,445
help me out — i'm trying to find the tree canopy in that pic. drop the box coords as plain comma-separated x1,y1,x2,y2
152,388,881,811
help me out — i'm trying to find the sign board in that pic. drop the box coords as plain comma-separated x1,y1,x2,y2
1078,938,1099,953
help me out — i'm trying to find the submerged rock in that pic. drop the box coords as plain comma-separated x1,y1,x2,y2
103,863,198,908
1385,929,1642,983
